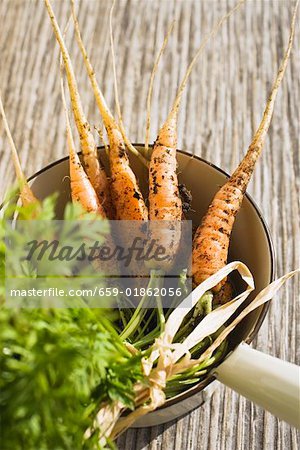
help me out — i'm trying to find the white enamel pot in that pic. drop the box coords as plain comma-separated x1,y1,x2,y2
26,146,300,429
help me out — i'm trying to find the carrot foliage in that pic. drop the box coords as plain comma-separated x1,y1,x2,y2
0,198,143,450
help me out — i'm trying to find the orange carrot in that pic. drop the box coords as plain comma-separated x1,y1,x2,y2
192,1,298,292
60,71,105,216
0,93,39,208
71,0,148,221
44,0,112,217
149,2,243,260
149,110,182,223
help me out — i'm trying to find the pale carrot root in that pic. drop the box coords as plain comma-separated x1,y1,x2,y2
45,0,112,217
192,1,298,291
0,93,39,208
71,0,148,221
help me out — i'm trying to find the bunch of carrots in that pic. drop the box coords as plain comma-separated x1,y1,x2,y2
0,0,298,391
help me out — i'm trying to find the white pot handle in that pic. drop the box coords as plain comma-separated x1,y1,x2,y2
213,343,300,428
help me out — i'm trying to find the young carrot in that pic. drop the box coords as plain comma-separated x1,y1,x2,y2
60,71,105,216
149,2,243,259
0,94,39,209
71,0,148,221
44,0,112,217
192,1,298,292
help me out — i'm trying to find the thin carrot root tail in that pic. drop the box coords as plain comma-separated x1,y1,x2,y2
0,94,40,208
145,20,175,155
108,0,148,165
45,0,112,216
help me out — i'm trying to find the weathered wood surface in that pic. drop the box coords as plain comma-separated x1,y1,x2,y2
0,0,299,449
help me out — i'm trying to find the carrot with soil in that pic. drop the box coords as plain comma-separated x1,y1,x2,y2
44,0,112,217
71,0,148,221
192,1,298,292
121,3,244,342
149,2,244,261
0,94,40,209
60,70,105,216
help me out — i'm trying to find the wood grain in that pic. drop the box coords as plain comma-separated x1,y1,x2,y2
0,1,299,449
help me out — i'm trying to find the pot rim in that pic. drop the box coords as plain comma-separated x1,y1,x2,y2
25,144,275,409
